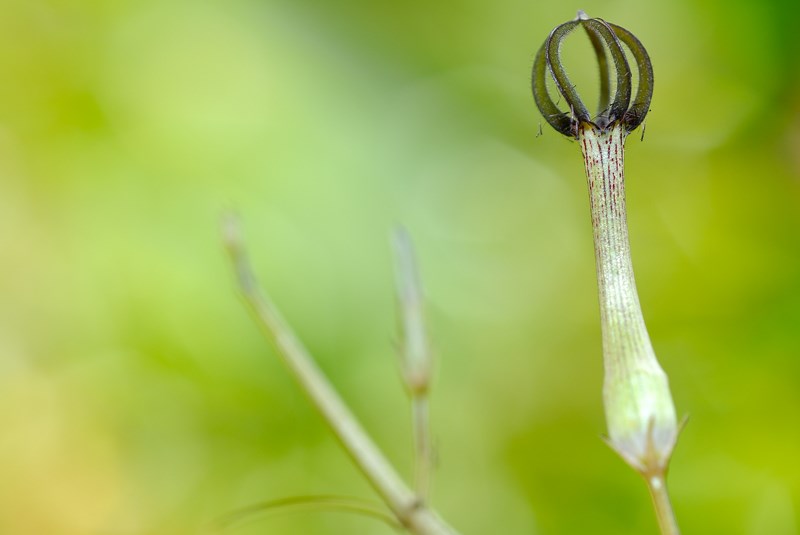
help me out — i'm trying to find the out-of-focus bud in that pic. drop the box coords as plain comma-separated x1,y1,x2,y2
392,228,432,396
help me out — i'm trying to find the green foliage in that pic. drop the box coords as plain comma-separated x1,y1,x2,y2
0,0,798,533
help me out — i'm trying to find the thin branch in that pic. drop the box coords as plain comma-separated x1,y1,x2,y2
210,495,402,532
412,395,433,500
222,216,461,535
392,228,435,502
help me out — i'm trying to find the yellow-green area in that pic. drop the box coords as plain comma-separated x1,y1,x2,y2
1,0,798,533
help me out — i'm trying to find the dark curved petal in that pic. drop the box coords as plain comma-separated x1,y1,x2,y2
581,18,632,125
609,23,654,132
531,40,574,137
545,20,591,124
582,24,611,122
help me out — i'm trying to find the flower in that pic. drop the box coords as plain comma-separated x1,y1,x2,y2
532,11,653,139
532,13,679,475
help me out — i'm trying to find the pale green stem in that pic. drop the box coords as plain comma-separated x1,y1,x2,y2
646,473,680,535
412,395,433,501
223,218,461,535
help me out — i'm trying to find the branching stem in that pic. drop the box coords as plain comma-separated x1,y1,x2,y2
222,217,461,535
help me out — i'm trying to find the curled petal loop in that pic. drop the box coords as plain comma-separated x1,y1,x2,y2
532,13,653,138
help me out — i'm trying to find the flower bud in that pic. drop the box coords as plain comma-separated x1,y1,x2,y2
392,228,432,396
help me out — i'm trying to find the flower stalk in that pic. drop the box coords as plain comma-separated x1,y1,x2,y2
533,12,681,534
392,228,435,502
222,216,461,535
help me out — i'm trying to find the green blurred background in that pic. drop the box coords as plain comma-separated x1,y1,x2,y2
1,0,799,533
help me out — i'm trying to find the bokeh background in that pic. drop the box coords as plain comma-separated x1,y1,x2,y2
1,0,799,533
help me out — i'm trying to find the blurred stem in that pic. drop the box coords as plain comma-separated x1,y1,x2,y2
412,395,432,501
646,472,680,535
392,229,435,504
223,217,461,535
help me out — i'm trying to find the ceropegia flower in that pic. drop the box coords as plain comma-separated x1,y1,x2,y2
532,11,679,475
